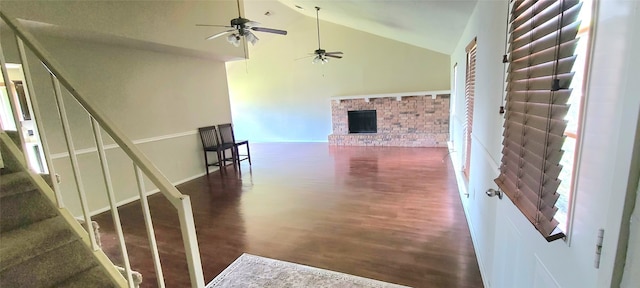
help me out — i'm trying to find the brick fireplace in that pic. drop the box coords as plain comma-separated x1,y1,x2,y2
328,91,450,147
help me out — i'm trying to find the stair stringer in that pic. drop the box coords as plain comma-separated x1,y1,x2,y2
0,131,128,287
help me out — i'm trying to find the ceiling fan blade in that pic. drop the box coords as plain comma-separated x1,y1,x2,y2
295,55,315,61
245,21,261,27
325,52,343,55
251,27,288,35
325,54,342,59
196,24,233,28
206,30,235,40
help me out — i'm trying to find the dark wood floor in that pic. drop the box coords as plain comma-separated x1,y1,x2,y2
94,143,483,287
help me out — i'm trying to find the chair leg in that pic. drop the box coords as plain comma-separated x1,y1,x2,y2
234,145,241,172
203,152,209,175
216,150,225,174
245,142,251,165
233,148,238,169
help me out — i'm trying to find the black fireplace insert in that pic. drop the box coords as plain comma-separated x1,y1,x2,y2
348,110,377,133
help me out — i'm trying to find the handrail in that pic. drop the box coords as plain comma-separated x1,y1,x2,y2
0,11,205,287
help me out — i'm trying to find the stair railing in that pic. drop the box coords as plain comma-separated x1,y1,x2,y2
0,11,205,288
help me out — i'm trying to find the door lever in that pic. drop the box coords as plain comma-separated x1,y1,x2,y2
486,188,503,199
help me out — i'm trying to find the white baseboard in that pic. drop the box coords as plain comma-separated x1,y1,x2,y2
89,171,207,217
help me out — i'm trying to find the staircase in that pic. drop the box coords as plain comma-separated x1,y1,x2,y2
0,9,204,288
0,131,123,287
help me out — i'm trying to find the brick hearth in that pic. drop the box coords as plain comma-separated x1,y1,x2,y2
328,93,450,147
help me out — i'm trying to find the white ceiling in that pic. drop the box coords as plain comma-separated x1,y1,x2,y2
1,0,478,60
269,0,478,55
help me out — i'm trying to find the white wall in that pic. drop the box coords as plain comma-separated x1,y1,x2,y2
621,176,640,287
2,33,232,216
226,14,450,142
0,0,244,60
449,1,640,287
448,2,504,284
608,2,640,284
0,0,242,217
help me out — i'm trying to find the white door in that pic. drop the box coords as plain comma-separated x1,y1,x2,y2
1,64,49,173
489,1,640,287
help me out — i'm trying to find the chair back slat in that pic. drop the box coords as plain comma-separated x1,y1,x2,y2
198,126,220,148
218,123,235,145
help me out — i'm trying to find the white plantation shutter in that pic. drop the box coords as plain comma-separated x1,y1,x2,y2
495,0,583,241
464,38,477,178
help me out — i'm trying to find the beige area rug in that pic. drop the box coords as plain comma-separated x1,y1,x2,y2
206,253,410,288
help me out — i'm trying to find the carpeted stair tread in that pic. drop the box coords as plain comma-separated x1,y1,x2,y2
0,188,58,233
0,216,79,271
0,171,36,198
56,265,116,288
0,132,122,287
0,240,99,288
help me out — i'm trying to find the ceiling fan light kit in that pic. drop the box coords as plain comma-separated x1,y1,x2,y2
227,33,241,47
312,54,329,64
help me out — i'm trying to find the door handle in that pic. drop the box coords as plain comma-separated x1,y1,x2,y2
486,188,503,199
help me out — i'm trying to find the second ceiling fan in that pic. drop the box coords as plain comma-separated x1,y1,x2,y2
311,6,343,64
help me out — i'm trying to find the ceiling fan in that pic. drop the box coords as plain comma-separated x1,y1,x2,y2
311,6,343,64
196,0,287,47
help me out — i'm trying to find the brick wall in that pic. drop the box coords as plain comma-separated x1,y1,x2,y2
328,94,450,147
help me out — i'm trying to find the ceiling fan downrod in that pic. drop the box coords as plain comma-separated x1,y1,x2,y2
316,7,322,50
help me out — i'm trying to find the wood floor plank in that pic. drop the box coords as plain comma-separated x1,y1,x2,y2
94,143,483,287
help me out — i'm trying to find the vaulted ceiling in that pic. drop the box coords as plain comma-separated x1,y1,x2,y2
1,0,478,60
252,0,479,55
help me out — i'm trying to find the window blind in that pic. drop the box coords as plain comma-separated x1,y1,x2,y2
495,0,582,242
464,39,477,178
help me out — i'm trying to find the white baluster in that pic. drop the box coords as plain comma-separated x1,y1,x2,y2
177,197,205,288
91,119,135,287
50,75,98,251
16,38,64,207
134,165,165,288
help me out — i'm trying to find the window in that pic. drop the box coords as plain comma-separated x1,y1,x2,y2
452,63,458,117
494,0,591,241
554,0,592,234
464,38,477,178
451,63,458,145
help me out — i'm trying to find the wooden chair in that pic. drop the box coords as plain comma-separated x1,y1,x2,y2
198,125,235,174
217,123,251,170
